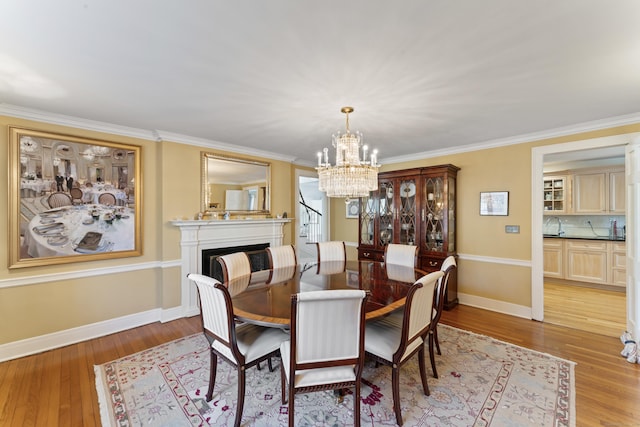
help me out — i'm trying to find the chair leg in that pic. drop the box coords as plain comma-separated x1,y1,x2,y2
354,382,361,427
418,347,431,396
391,367,403,426
268,356,274,372
235,367,246,427
206,350,217,401
428,332,438,378
288,384,295,427
280,365,287,404
434,324,441,355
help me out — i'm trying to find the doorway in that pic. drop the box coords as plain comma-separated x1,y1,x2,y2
295,170,328,263
531,133,639,337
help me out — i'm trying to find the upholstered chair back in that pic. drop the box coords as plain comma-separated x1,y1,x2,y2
266,245,297,269
384,243,418,268
47,192,72,208
218,252,251,283
315,241,346,263
187,273,235,361
402,271,443,359
293,289,367,363
98,192,117,206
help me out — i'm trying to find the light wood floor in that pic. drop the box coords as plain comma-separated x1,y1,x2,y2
1,305,638,426
544,281,626,337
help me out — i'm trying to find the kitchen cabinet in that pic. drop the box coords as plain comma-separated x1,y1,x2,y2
359,164,459,308
611,241,627,287
609,171,625,213
573,172,606,213
565,240,608,284
543,238,564,278
543,176,567,214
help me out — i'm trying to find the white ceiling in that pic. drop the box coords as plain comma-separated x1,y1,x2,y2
1,1,640,166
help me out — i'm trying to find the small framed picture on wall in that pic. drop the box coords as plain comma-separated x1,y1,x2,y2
346,199,359,218
480,191,509,216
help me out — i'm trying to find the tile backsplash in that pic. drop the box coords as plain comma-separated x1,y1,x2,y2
543,215,626,238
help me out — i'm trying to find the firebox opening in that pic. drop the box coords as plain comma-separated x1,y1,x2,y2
201,243,270,282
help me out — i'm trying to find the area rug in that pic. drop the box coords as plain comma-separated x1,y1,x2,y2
95,324,575,426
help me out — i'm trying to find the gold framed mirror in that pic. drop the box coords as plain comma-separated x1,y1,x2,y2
8,127,142,269
201,152,270,215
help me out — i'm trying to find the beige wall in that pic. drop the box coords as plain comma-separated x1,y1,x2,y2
332,124,640,308
1,112,639,348
0,118,294,345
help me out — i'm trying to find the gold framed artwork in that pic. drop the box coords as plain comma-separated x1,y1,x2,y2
8,127,142,269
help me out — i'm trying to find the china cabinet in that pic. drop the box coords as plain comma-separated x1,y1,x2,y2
358,164,459,308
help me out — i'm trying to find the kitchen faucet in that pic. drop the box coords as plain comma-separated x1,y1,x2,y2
545,216,564,236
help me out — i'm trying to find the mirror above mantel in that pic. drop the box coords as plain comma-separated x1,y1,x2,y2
201,152,271,215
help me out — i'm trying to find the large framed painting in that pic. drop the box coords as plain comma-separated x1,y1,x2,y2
8,127,142,269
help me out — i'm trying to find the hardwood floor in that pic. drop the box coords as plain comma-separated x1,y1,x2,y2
544,280,626,337
1,305,638,426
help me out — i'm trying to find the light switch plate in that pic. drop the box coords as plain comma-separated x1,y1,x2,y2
505,225,520,234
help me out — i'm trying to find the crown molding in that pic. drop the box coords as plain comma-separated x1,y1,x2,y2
0,103,297,163
382,112,640,165
0,103,155,140
153,130,297,163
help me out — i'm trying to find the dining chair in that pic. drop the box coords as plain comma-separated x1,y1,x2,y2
315,241,346,263
428,256,457,378
69,187,84,205
280,289,369,427
384,243,418,268
364,270,444,426
47,192,73,208
266,244,297,269
98,192,117,206
217,252,251,283
187,273,288,427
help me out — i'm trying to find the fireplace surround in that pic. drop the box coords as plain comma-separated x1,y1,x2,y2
171,218,291,316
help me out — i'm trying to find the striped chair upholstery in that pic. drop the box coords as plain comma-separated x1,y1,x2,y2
384,243,418,268
47,192,72,208
315,241,346,263
280,289,369,427
217,252,251,284
428,255,457,377
266,245,297,269
187,273,288,427
364,270,443,426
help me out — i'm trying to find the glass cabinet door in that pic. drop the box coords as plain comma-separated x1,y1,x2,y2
359,194,376,246
424,176,445,252
398,178,417,245
447,176,455,253
378,180,394,246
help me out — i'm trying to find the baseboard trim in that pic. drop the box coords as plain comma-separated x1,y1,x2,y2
457,292,532,320
0,307,186,363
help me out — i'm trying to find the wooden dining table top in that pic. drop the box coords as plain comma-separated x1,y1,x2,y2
229,260,426,327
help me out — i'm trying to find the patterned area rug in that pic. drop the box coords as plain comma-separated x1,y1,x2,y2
94,324,575,426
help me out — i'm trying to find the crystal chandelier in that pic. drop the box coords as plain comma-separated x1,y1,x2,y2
316,107,379,201
20,136,39,153
91,145,111,156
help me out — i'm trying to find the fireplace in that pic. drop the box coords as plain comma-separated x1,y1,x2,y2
202,243,270,282
171,218,290,316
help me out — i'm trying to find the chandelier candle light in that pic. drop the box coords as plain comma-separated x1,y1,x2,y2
316,107,380,202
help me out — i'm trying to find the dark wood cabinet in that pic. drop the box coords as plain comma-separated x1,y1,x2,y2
358,164,459,309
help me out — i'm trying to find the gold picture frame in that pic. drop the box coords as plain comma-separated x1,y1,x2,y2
8,127,142,269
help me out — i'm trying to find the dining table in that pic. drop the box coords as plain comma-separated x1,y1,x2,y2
24,204,135,258
229,260,425,328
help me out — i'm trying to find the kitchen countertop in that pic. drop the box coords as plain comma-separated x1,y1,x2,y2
543,234,626,242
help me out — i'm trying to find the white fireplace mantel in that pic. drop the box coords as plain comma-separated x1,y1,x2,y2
171,218,291,316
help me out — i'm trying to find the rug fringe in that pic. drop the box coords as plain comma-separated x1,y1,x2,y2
94,365,115,427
